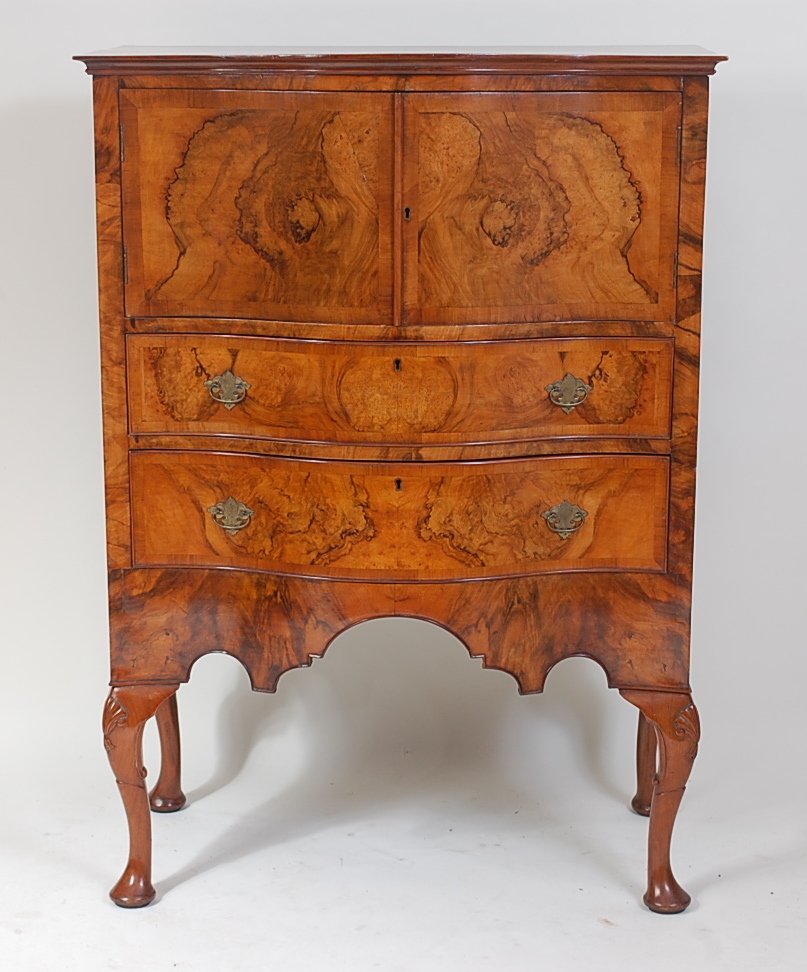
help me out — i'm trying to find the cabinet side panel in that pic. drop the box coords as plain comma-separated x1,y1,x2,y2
93,76,131,568
669,77,709,579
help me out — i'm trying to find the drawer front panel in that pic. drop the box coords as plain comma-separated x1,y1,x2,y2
128,335,672,443
131,452,669,579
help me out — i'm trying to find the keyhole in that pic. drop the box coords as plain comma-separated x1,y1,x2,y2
404,207,412,221
394,358,402,372
395,478,403,491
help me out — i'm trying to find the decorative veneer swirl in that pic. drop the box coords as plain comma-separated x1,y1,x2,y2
127,333,673,443
130,451,670,579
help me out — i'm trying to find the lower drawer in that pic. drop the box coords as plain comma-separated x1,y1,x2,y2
130,452,669,580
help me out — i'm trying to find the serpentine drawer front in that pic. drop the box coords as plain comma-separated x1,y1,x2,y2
130,452,669,578
127,334,674,443
77,46,724,914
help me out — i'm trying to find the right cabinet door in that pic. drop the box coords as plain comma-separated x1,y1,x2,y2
402,92,682,325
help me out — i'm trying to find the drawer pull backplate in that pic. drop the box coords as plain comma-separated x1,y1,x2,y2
204,369,251,410
542,500,588,540
546,372,592,414
208,496,255,535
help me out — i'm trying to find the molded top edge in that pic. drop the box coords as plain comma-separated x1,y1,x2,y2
74,45,727,76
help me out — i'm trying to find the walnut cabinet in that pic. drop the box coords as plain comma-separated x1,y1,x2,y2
76,47,725,912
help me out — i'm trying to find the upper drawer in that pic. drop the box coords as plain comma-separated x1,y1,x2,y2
127,334,672,444
119,89,394,323
402,91,682,325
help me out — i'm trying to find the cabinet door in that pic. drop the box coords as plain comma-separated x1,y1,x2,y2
120,89,394,323
402,92,681,325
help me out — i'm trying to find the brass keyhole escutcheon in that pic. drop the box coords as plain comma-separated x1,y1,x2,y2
395,478,403,491
394,358,402,372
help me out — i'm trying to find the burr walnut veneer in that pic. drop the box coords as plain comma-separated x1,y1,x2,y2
76,46,724,912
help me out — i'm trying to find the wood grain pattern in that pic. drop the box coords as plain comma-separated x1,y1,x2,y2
130,451,669,578
120,89,394,323
114,73,685,93
128,432,672,463
127,334,673,443
92,77,131,568
101,577,691,909
108,567,691,694
668,77,709,579
403,92,682,324
127,315,675,341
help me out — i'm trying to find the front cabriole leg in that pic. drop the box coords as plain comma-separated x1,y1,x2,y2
620,690,700,914
103,683,180,907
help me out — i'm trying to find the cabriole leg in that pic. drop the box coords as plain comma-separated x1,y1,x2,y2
620,690,700,914
149,692,187,813
103,683,179,908
631,710,657,817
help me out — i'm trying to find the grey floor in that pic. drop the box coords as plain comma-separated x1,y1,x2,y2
2,621,803,972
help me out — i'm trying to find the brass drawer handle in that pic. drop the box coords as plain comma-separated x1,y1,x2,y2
542,500,588,540
208,496,255,535
204,370,251,410
546,372,592,414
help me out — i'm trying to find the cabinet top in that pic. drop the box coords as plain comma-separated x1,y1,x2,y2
74,46,726,77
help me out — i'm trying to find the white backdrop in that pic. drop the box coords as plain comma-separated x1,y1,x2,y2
1,3,805,970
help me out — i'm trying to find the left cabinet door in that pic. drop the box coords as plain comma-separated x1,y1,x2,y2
120,89,395,324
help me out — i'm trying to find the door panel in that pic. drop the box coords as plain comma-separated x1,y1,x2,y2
402,92,681,325
120,89,395,323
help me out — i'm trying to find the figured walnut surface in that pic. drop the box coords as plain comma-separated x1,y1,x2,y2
127,334,673,443
84,57,715,683
118,75,686,93
120,89,394,323
403,92,681,324
130,451,669,579
108,567,690,693
93,76,130,568
127,316,675,340
120,87,681,326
